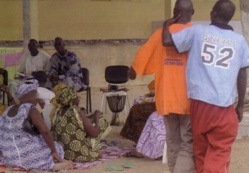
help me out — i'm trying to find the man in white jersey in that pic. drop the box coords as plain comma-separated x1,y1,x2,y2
162,0,249,173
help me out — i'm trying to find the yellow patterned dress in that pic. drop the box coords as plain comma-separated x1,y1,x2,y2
51,106,109,162
0,104,8,116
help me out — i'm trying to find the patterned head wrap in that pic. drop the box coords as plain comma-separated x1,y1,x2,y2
55,86,77,107
15,79,39,98
50,83,67,105
52,85,82,129
52,83,67,94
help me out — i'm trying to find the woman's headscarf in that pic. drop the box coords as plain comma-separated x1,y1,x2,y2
15,80,39,99
52,86,83,129
49,83,67,123
50,83,67,105
55,86,77,107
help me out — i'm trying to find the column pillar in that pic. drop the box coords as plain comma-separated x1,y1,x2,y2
23,0,30,52
23,0,39,52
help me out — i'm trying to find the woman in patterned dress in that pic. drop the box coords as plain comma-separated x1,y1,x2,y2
0,80,73,171
51,86,109,162
124,111,166,159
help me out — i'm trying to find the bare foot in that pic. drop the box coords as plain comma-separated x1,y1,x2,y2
123,150,144,158
53,160,73,171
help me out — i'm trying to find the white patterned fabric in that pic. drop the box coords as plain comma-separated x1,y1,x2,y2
0,103,64,170
136,111,166,159
15,80,39,99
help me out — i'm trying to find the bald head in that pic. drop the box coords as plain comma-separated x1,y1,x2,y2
173,0,194,24
211,0,235,23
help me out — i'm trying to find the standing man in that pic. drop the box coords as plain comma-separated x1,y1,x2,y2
9,39,50,98
128,0,195,172
48,37,83,92
162,0,249,172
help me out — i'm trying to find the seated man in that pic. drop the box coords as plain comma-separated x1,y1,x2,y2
8,39,50,98
48,37,83,91
33,71,55,128
19,39,50,75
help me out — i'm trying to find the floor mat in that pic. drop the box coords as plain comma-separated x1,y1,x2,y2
74,140,134,170
0,140,135,171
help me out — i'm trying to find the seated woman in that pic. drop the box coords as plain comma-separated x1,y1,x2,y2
120,80,156,143
42,83,67,129
120,102,156,143
51,86,110,162
0,80,73,171
124,111,166,159
121,80,166,159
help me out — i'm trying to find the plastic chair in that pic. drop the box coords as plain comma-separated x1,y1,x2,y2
78,67,92,113
100,65,130,125
0,68,9,105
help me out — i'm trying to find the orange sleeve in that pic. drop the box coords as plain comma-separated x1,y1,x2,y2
132,28,163,76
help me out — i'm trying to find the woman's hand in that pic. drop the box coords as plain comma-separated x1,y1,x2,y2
80,110,101,137
52,152,63,162
93,110,102,121
49,74,59,82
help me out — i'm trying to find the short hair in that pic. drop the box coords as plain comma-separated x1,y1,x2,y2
32,71,47,84
54,37,64,43
54,37,65,46
213,0,235,22
175,0,193,11
29,39,39,45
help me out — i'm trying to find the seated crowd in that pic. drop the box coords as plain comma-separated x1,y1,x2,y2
0,37,164,171
0,37,111,171
0,79,110,171
8,37,83,101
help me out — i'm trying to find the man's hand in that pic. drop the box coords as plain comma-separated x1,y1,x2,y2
49,74,59,82
163,15,181,28
128,66,136,80
235,105,243,122
162,15,180,47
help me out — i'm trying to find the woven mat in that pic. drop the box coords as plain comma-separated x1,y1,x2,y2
0,140,134,172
